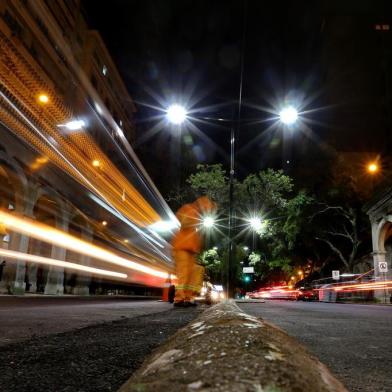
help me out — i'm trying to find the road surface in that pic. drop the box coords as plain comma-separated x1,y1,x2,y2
240,300,392,392
0,296,200,391
0,296,173,345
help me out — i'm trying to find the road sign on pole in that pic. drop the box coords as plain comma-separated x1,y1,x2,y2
378,261,388,273
332,270,340,280
243,266,254,274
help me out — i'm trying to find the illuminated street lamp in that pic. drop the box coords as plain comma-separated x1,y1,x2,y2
279,106,298,125
367,162,379,174
166,104,187,125
249,216,263,232
101,220,107,226
92,159,101,167
202,216,215,229
243,246,249,251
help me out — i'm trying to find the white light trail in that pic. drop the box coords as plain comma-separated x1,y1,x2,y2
0,248,127,279
0,210,170,279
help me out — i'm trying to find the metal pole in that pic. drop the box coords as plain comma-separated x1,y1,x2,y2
227,0,247,298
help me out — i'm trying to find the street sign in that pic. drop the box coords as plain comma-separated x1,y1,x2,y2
243,266,254,274
332,270,340,280
379,261,388,273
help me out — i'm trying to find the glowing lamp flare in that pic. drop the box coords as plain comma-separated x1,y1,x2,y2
279,106,298,125
166,104,187,125
202,216,215,228
367,162,379,174
249,217,263,231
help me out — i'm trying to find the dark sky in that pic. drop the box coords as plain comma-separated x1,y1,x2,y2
82,0,392,195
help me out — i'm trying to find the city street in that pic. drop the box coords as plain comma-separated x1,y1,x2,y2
0,297,200,391
0,297,173,345
240,300,392,392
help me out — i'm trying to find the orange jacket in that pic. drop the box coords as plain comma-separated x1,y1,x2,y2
171,203,202,253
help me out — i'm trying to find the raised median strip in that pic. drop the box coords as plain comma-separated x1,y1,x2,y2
119,300,347,392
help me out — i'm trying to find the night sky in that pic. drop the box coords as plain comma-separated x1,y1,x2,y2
82,0,392,195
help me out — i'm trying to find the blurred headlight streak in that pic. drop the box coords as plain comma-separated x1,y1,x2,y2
0,210,170,279
0,248,127,279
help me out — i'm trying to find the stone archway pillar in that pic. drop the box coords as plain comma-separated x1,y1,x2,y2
372,251,389,303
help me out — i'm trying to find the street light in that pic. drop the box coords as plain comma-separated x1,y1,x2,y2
367,162,379,174
166,104,187,125
279,106,298,125
249,217,263,232
202,216,215,229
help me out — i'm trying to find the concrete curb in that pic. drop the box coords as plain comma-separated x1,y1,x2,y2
118,300,347,392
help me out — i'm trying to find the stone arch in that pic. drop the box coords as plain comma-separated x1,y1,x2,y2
374,216,392,253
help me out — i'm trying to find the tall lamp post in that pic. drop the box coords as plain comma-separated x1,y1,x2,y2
165,104,299,297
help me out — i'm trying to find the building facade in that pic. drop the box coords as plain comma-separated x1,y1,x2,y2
0,0,175,295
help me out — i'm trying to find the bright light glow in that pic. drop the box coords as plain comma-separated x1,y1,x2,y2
149,220,179,233
0,248,127,279
279,106,298,125
298,270,303,276
249,217,263,231
124,239,129,243
0,210,170,279
101,220,107,226
243,246,249,251
38,94,49,104
213,246,218,251
95,103,103,114
367,162,379,174
202,216,215,228
92,160,101,167
166,104,187,125
59,120,85,131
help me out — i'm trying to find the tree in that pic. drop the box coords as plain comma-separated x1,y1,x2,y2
169,164,312,283
311,204,366,272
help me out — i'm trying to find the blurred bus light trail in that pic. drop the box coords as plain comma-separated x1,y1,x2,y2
0,210,170,279
0,248,127,279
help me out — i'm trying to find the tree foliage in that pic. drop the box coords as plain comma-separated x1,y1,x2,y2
172,164,312,283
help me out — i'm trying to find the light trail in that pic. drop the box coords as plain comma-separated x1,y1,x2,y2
333,280,392,291
0,248,127,279
0,210,170,279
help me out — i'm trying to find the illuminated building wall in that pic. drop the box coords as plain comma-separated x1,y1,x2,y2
0,0,177,295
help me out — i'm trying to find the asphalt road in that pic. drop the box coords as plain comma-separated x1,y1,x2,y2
240,300,392,392
0,296,173,345
0,296,201,391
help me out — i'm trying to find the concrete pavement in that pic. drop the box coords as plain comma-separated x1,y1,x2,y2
240,300,392,392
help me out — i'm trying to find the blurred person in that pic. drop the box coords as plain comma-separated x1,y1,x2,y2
171,196,216,307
